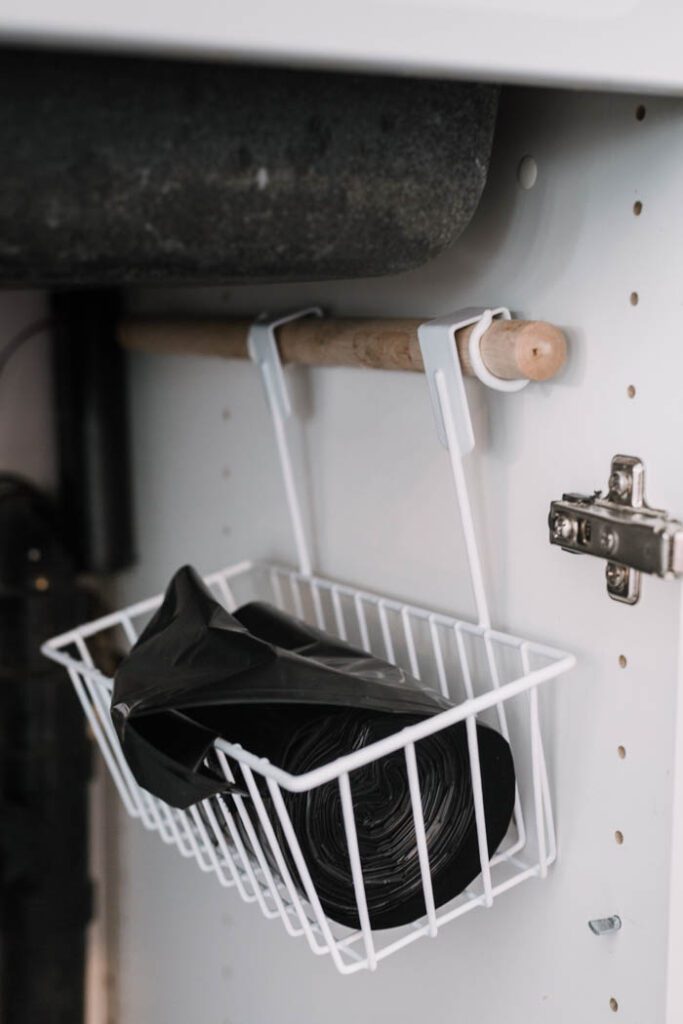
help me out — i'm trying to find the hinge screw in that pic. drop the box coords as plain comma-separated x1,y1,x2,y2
606,562,628,589
600,528,617,553
609,470,632,500
552,513,575,541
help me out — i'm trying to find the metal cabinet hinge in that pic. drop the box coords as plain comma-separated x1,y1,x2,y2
548,455,683,605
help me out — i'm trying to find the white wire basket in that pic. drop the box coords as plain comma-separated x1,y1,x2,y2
42,308,575,974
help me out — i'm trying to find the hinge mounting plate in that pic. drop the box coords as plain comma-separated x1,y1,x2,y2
548,455,683,605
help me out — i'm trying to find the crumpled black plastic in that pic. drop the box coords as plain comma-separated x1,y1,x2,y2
112,565,516,929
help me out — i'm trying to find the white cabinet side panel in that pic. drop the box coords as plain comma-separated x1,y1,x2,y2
116,89,683,1023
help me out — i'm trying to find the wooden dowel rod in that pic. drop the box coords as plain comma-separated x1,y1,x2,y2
119,316,566,382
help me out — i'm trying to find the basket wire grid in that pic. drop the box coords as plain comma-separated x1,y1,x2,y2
42,309,575,973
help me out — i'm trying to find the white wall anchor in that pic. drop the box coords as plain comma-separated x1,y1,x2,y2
588,916,622,936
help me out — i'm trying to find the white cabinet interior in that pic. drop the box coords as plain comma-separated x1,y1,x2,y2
109,86,683,1023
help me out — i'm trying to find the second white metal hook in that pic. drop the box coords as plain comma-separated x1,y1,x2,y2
247,307,323,420
417,306,518,455
248,307,322,577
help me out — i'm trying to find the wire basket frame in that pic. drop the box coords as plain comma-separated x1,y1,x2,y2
42,308,575,973
43,560,574,974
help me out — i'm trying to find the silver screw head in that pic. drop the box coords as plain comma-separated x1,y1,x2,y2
609,470,632,500
552,514,575,541
606,562,628,589
600,528,617,553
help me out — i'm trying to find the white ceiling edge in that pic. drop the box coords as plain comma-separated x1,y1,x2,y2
0,0,681,96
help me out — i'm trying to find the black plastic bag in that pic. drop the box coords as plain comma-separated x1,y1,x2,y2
112,566,516,928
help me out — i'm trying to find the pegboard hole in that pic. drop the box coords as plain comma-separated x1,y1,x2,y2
617,745,626,759
618,654,628,668
630,291,639,306
633,200,643,216
517,155,538,190
614,830,624,845
635,104,646,121
610,997,619,1012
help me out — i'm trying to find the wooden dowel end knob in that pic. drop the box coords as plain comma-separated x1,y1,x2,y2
456,319,567,382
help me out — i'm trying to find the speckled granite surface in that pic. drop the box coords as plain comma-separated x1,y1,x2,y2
0,49,498,285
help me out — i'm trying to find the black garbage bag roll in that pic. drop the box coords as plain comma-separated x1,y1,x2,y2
112,566,516,929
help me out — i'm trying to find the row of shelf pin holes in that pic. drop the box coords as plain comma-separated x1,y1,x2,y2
627,105,647,406
608,101,647,1016
518,103,647,1014
606,652,629,1015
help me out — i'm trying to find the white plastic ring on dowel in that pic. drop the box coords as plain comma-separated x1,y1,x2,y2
467,308,529,393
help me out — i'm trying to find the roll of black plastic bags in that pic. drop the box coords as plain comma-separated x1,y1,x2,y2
112,566,516,930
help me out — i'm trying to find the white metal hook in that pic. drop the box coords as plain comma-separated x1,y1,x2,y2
247,307,323,420
417,306,520,455
248,308,322,577
417,306,520,628
418,308,479,455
